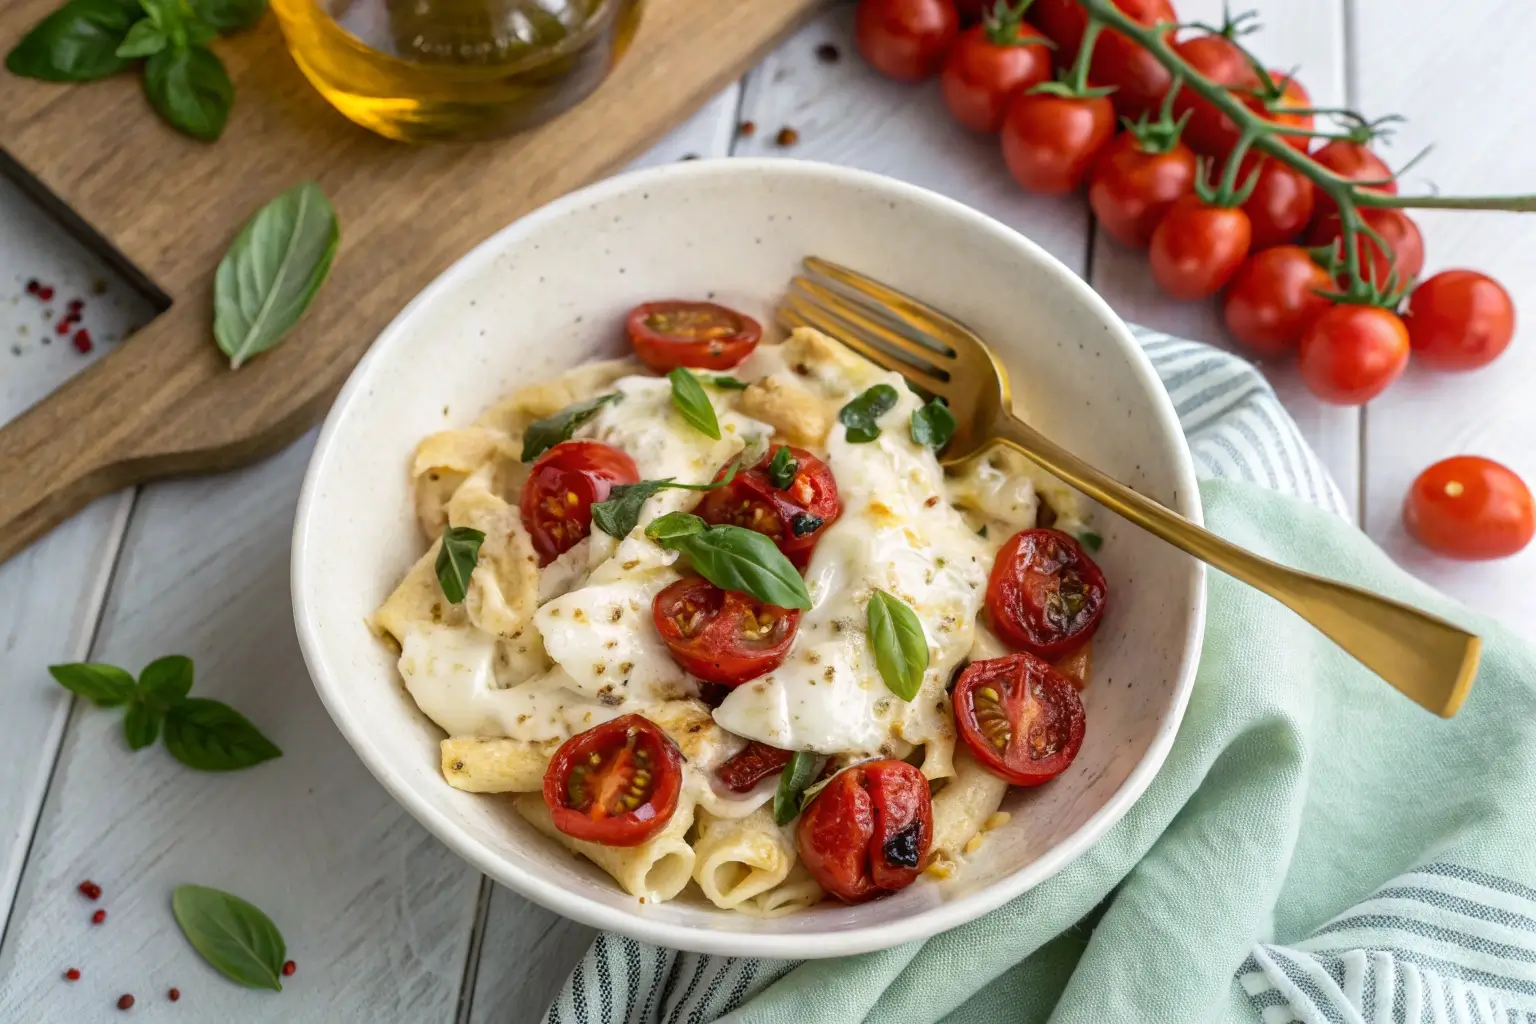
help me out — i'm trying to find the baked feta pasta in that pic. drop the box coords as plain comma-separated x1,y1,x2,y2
372,299,1108,912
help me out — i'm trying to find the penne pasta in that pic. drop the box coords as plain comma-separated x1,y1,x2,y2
930,745,1010,862
440,737,559,793
515,793,698,904
735,862,824,918
690,808,794,911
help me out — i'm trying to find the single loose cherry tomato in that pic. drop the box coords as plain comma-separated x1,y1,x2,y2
1306,208,1424,289
1309,140,1396,225
652,576,800,687
1244,69,1312,152
1030,0,1178,120
1223,245,1334,358
543,715,684,847
1001,91,1116,195
796,759,933,903
1405,270,1517,372
1404,456,1534,561
1148,194,1252,300
1241,157,1315,249
521,440,640,565
953,653,1086,786
1171,32,1262,158
940,17,1054,133
985,528,1107,659
1087,132,1198,249
694,446,842,566
1297,304,1410,405
715,741,795,793
855,0,960,81
625,300,762,373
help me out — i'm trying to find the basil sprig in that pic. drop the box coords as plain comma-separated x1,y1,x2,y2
910,398,956,450
838,384,899,443
645,513,812,610
49,657,280,770
145,44,232,141
591,463,740,540
867,589,929,701
5,0,138,81
668,368,721,440
520,394,618,462
172,884,287,991
766,445,797,489
435,526,485,603
772,751,821,826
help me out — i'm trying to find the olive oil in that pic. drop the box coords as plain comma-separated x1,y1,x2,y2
270,0,642,143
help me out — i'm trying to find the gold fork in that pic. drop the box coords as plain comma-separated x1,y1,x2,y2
779,256,1480,718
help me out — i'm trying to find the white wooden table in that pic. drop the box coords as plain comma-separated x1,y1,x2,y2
1,1,1532,1019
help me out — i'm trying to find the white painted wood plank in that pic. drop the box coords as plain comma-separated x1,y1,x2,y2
1353,0,1536,635
1087,0,1360,518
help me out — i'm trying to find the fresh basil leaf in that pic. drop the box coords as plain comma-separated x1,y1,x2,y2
190,0,266,33
144,45,232,141
1077,530,1103,553
171,884,286,991
662,524,812,610
867,589,929,701
114,17,165,56
790,512,822,537
766,445,797,490
519,394,617,462
838,384,899,444
214,181,339,368
977,524,988,539
48,662,136,707
435,526,485,604
124,697,162,750
591,464,740,540
5,0,138,81
702,374,748,390
771,750,820,826
162,698,282,771
139,654,194,707
910,398,956,450
668,368,721,441
645,511,707,545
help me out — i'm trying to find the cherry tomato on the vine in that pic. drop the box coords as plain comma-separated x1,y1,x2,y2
940,15,1054,133
797,759,933,903
1088,132,1197,249
543,715,684,847
1171,31,1262,158
1297,304,1410,405
1306,208,1425,289
1244,69,1313,152
521,440,640,565
1405,270,1517,372
1309,139,1396,225
952,652,1086,786
1149,193,1252,300
1030,0,1178,121
854,0,960,82
1223,245,1334,358
1001,91,1116,195
1404,456,1534,561
1241,157,1314,249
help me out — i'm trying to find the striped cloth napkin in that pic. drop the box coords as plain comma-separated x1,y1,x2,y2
538,328,1536,1024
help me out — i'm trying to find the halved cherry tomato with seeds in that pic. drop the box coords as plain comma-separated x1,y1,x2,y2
520,440,640,565
985,528,1107,659
653,576,800,687
625,300,762,372
1404,456,1534,561
796,759,933,903
694,447,841,566
543,715,683,847
715,741,796,792
954,653,1085,785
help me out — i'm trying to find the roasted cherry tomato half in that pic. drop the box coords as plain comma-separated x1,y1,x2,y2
694,446,842,566
543,714,684,847
796,758,933,903
625,300,763,372
985,528,1107,659
652,576,800,687
1404,456,1534,561
1405,270,1517,372
520,440,640,565
715,741,796,793
953,652,1086,786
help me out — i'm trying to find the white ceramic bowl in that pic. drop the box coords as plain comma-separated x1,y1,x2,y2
292,159,1204,959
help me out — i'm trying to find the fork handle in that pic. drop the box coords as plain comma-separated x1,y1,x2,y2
992,413,1480,718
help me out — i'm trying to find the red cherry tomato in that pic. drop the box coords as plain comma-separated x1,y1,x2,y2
854,0,960,81
1309,140,1396,225
1171,32,1263,157
543,715,684,847
625,300,761,373
1223,245,1335,359
715,741,795,793
1245,69,1312,152
1030,0,1178,120
1306,208,1425,289
939,19,1053,133
985,528,1107,659
1404,456,1534,561
1148,194,1252,300
652,576,800,687
1297,304,1410,405
796,759,933,903
520,440,640,565
694,446,842,566
1001,91,1116,195
1405,270,1517,372
1087,133,1197,249
953,653,1086,786
1240,157,1315,249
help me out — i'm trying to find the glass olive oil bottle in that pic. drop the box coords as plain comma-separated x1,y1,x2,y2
271,0,642,143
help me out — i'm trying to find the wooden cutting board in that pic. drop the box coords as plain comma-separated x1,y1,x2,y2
0,0,821,565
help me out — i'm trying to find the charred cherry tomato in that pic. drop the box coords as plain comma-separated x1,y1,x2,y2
1149,194,1252,300
1030,0,1177,121
953,653,1086,785
625,300,762,372
715,741,795,793
796,759,933,903
986,528,1107,659
652,576,800,687
1309,140,1396,225
939,15,1054,133
1404,456,1534,561
1223,245,1335,359
1001,91,1117,195
1405,270,1517,372
1087,132,1198,249
1171,31,1263,158
1305,208,1425,290
694,446,842,565
854,0,960,82
1297,304,1410,406
1240,157,1315,249
543,715,683,847
520,440,640,565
